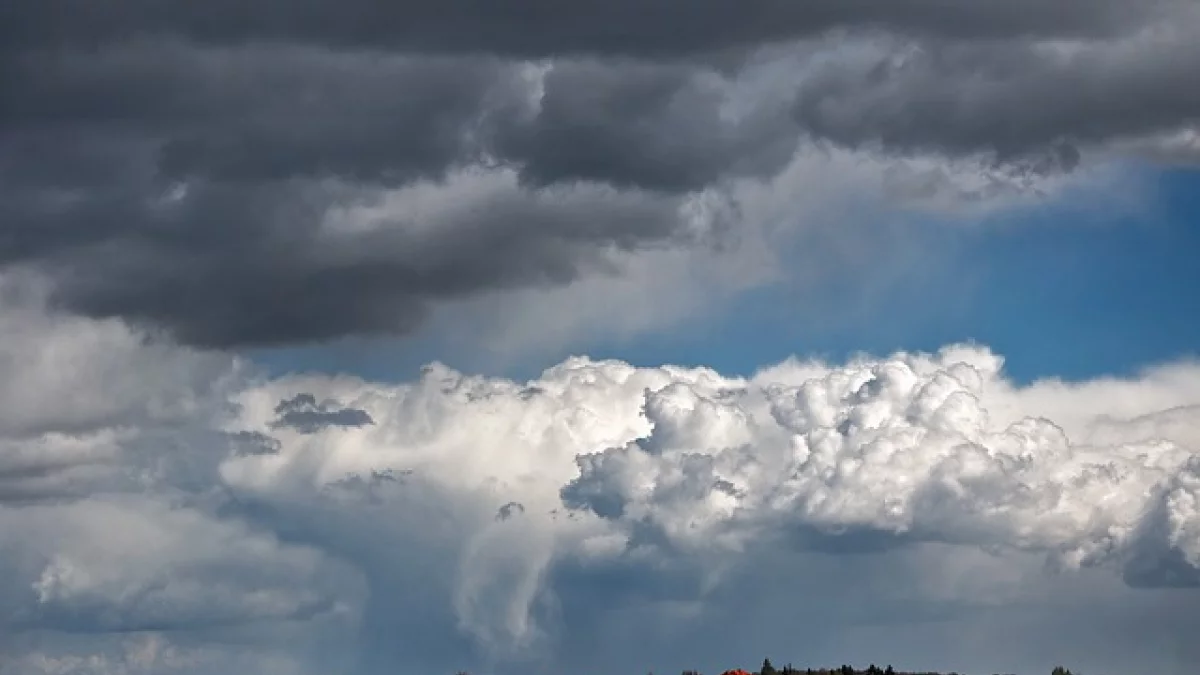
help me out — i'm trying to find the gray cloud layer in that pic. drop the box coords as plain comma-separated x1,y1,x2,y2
1,0,1176,55
793,30,1200,160
1,0,1198,348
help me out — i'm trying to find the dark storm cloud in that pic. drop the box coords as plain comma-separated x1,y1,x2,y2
0,38,740,347
0,44,516,186
28,166,701,348
494,60,799,192
1,0,1198,348
0,0,1171,57
793,35,1200,161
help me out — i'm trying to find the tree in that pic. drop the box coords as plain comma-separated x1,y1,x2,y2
762,659,780,675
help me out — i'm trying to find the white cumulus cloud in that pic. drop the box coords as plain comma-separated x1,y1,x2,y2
2,288,1199,674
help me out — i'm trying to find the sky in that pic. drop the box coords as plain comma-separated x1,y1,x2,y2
2,2,1200,675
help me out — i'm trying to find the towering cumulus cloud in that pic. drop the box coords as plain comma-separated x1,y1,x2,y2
2,282,1198,673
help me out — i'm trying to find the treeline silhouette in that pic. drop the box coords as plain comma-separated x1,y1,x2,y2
455,660,1079,675
677,659,1079,675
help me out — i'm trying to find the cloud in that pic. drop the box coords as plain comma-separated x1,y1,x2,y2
0,633,212,675
227,431,283,458
0,39,737,348
0,275,233,437
1,0,1176,56
3,497,358,634
0,432,124,505
0,1,1196,348
210,341,1200,673
186,346,1200,673
492,59,799,192
791,17,1200,161
271,393,374,434
558,350,1200,576
496,502,526,521
2,284,1200,673
0,631,333,675
7,4,1198,673
15,156,724,348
